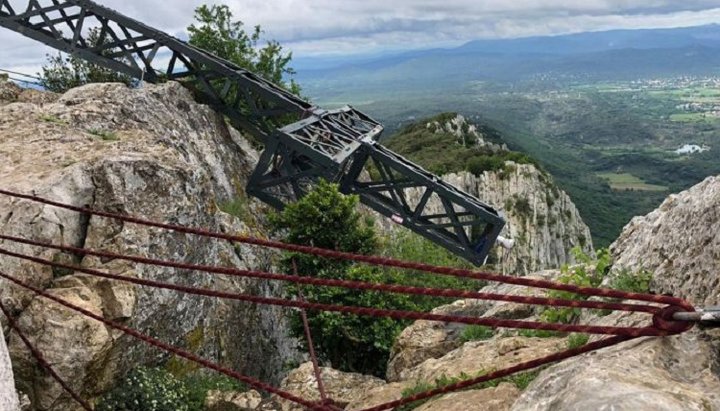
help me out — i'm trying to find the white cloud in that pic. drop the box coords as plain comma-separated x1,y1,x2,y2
1,0,719,74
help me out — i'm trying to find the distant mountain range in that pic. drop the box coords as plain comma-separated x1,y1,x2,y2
294,24,720,96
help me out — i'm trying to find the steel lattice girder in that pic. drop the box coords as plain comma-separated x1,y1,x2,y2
0,0,506,265
340,143,505,265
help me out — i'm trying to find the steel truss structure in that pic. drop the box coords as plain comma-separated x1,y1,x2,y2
0,0,505,264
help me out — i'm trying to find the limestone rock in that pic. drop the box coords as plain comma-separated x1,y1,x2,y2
267,362,386,411
345,382,411,411
611,175,720,307
398,336,566,383
512,332,720,411
0,82,301,409
377,163,592,275
386,298,488,382
415,382,519,411
0,78,57,106
513,177,720,410
9,285,112,411
387,271,557,382
205,389,262,411
442,165,593,275
1,324,20,411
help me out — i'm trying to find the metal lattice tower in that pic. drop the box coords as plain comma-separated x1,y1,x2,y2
0,0,505,265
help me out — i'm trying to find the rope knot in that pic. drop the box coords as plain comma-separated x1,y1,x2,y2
652,305,695,334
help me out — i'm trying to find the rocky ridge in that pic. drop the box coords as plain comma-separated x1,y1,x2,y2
384,114,593,275
0,79,300,410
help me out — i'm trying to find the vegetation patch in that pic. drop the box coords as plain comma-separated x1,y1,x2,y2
541,247,611,324
97,368,190,411
98,367,247,411
567,333,590,349
88,128,119,141
271,181,480,377
597,172,668,192
218,193,252,222
459,325,495,342
39,114,67,125
384,113,540,177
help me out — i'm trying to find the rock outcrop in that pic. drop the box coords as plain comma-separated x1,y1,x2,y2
416,383,519,411
261,362,386,411
206,389,262,411
441,165,592,275
0,81,299,410
1,325,20,411
611,175,720,307
512,331,720,411
513,175,720,410
383,114,593,275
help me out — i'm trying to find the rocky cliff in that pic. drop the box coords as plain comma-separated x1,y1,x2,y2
441,165,591,274
0,79,300,410
384,114,593,275
610,175,720,307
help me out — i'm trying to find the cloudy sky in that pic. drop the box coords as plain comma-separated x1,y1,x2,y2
2,0,720,77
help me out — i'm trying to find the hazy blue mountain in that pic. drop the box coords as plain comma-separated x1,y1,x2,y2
455,24,720,55
295,24,720,97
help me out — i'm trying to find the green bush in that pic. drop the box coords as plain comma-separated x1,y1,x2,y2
98,368,248,411
609,268,652,293
567,333,590,349
271,180,414,377
184,373,247,411
97,368,189,411
541,247,610,324
379,230,480,311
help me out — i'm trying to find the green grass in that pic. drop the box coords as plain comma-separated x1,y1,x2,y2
88,128,119,141
40,114,67,124
459,325,495,342
567,333,589,349
383,112,540,177
597,172,668,192
669,113,719,123
218,195,252,221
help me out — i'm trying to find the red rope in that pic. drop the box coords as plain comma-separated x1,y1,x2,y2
0,270,333,411
0,300,93,411
0,189,694,310
0,233,663,315
294,259,332,409
0,246,684,337
0,188,697,410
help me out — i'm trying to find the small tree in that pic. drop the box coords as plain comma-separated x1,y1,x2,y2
271,181,414,376
39,28,135,93
188,4,300,95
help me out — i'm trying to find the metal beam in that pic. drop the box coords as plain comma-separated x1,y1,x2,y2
0,0,506,265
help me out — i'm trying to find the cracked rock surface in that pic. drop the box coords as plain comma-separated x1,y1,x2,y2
0,81,299,410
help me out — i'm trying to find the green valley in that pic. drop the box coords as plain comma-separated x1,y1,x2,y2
343,77,720,247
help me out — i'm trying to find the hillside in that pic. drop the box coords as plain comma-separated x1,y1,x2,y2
383,112,534,176
383,113,593,275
